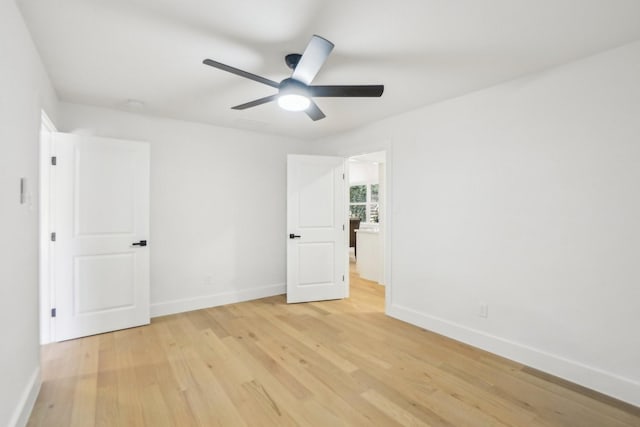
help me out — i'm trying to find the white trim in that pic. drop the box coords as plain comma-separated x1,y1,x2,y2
382,146,393,310
150,283,285,318
39,110,56,344
388,303,640,407
8,367,41,427
41,110,57,132
343,159,350,299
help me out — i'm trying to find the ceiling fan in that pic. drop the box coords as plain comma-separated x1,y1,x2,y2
202,35,384,121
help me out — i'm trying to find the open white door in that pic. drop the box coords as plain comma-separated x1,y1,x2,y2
287,155,347,303
52,133,150,341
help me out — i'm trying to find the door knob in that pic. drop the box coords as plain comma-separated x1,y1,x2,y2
132,240,147,247
289,234,301,239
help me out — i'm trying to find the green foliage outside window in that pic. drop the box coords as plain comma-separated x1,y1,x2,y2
350,185,367,203
350,205,367,221
371,184,379,202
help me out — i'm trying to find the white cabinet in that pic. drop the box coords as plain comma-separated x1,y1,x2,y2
356,229,382,284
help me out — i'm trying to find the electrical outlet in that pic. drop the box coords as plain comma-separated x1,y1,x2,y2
479,303,488,318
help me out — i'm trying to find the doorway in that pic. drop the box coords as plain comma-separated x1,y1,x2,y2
347,151,387,304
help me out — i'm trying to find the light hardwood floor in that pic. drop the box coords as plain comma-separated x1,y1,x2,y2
28,267,640,426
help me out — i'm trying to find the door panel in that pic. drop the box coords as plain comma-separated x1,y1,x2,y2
74,254,135,313
298,242,334,285
298,163,335,227
53,133,150,341
75,146,136,235
287,155,347,303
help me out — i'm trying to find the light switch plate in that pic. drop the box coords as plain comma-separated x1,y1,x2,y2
20,177,27,204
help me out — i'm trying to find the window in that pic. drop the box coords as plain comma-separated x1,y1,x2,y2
350,183,379,223
370,184,379,223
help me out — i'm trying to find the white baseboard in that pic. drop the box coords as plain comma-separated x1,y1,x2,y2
8,367,41,427
388,303,640,407
150,283,285,318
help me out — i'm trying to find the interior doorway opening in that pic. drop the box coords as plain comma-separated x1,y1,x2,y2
347,151,387,302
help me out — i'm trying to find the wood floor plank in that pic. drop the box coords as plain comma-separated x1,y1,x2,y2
28,264,640,426
69,336,100,426
222,333,312,401
351,369,452,427
361,389,431,427
251,329,394,425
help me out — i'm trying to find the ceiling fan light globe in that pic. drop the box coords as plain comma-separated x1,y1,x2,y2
278,94,311,112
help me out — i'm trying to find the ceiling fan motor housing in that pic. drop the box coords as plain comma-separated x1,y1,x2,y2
285,53,302,70
279,78,309,96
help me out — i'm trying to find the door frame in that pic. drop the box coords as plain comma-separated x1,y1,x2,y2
39,110,57,344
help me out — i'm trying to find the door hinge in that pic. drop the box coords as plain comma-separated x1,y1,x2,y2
342,173,345,179
51,308,56,318
342,275,345,282
342,224,345,231
50,232,56,242
51,156,57,166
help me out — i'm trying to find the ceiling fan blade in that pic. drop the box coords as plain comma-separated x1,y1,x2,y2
291,35,334,85
309,85,384,97
231,94,278,110
203,59,280,89
305,101,326,121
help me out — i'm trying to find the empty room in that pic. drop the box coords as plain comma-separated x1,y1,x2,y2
2,0,640,426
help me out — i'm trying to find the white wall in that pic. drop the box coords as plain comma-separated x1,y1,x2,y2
58,103,312,316
348,161,379,185
0,2,58,426
314,41,640,406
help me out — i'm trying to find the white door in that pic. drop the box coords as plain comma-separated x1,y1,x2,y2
52,133,150,341
287,155,347,303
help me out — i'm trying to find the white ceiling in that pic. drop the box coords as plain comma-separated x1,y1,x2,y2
350,151,386,164
18,0,640,140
